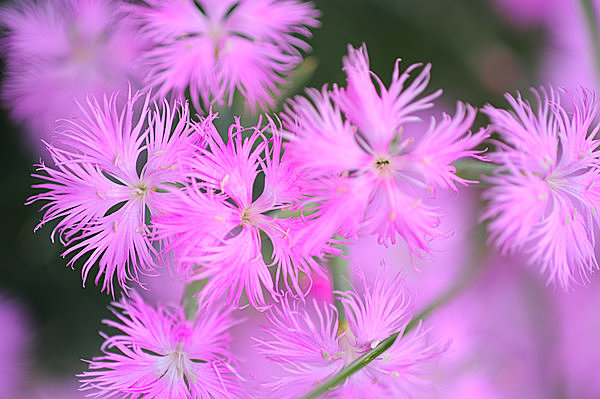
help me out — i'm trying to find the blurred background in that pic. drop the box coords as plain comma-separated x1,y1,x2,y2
0,0,597,398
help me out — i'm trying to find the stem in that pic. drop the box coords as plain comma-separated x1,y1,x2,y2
181,279,207,319
329,244,351,323
579,0,600,80
300,225,489,399
300,331,402,399
453,159,497,182
276,56,318,108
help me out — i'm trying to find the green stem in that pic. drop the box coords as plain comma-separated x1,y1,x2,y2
181,279,208,319
453,159,497,182
300,331,402,399
579,0,600,80
329,244,351,323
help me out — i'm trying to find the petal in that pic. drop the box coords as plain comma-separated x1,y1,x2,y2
333,44,442,153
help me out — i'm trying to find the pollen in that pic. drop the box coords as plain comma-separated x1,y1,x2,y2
389,211,396,222
336,185,348,194
411,199,422,209
220,174,230,192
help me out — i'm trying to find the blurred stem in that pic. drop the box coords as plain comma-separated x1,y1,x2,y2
329,243,351,323
212,104,236,137
300,225,489,399
580,0,600,79
453,159,497,182
181,279,208,319
276,56,319,108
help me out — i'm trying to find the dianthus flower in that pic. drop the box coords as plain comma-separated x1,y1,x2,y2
153,117,337,308
482,88,600,288
28,90,198,295
79,293,242,398
254,270,445,398
127,0,319,111
0,0,144,146
282,44,488,257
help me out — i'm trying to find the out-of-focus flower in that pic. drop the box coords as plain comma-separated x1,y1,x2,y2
423,256,555,399
482,88,600,289
553,276,600,398
153,117,337,308
30,379,86,399
228,308,289,397
79,293,241,398
128,0,319,111
283,44,488,258
489,0,559,26
27,90,198,295
541,0,600,90
0,0,145,149
0,296,30,399
254,269,444,398
490,0,599,90
349,186,478,310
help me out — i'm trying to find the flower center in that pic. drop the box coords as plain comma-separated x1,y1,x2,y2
375,158,390,168
132,182,155,200
373,156,393,174
241,207,258,225
155,343,196,387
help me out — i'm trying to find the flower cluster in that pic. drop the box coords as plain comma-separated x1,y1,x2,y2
21,29,490,397
15,0,600,397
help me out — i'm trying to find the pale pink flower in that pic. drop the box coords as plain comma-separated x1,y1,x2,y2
0,0,145,149
0,296,30,399
128,0,319,111
153,117,337,308
283,44,488,257
254,269,445,398
482,88,600,288
28,90,198,295
79,293,242,398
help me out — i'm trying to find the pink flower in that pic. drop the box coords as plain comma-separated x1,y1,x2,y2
27,90,198,295
153,117,337,308
79,293,242,398
482,88,600,288
254,269,445,398
128,0,319,111
0,0,145,149
283,44,488,257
